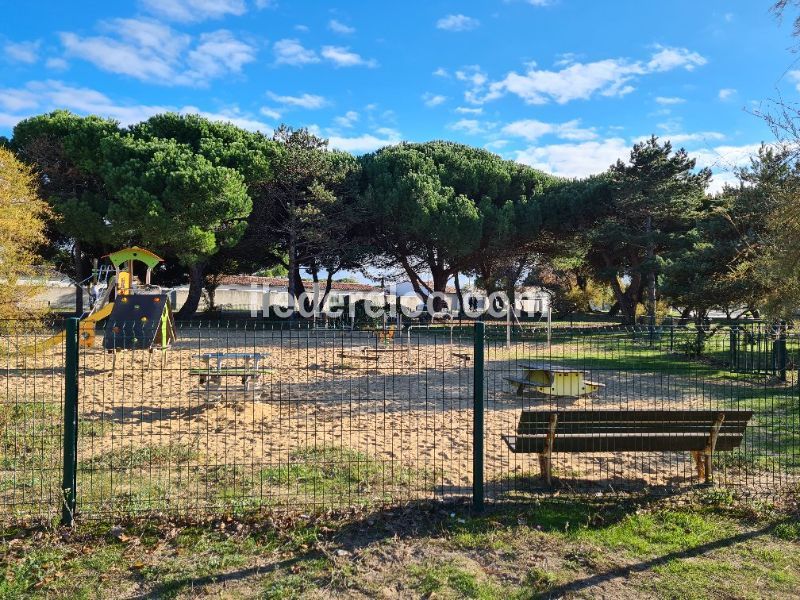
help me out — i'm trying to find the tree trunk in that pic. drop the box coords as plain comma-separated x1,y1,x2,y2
430,267,450,312
177,263,205,318
293,263,308,312
608,275,639,325
287,230,297,319
453,272,465,317
645,215,657,326
72,241,84,282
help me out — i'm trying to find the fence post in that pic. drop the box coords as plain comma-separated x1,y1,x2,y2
774,336,787,382
473,321,485,511
61,317,79,526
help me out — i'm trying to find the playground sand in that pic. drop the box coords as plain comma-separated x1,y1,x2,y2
2,329,790,514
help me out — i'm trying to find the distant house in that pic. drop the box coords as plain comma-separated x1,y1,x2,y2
167,275,386,314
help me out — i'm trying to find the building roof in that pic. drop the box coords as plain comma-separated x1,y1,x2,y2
218,275,380,293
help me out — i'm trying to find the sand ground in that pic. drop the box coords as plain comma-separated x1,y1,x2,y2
1,327,795,518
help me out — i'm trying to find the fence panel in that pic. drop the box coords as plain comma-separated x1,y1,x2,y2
0,321,66,524
2,319,798,524
484,324,800,500
73,321,474,518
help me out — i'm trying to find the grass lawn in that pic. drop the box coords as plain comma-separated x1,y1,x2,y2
2,492,799,599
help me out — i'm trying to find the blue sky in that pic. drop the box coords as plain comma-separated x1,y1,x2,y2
1,0,797,193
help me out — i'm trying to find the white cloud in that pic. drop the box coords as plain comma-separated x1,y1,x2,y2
647,45,706,72
455,106,483,115
139,0,246,22
436,14,480,32
0,112,24,128
294,24,309,32
485,139,509,150
273,38,319,66
327,128,401,153
718,88,737,101
514,138,630,178
526,0,551,5
10,80,170,125
60,19,255,86
256,0,275,8
320,45,376,68
0,79,271,131
463,46,707,106
0,88,39,112
328,19,355,35
183,30,256,81
334,110,359,128
691,142,763,192
4,40,40,64
422,93,447,107
502,118,597,142
259,106,282,120
433,67,449,77
449,119,490,135
665,131,726,144
267,91,328,109
45,57,69,70
655,96,685,105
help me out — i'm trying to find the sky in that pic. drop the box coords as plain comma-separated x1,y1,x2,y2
1,1,798,192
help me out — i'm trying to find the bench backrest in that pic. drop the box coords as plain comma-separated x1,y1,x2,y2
517,410,753,437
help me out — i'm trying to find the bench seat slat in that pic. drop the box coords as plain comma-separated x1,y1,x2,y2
518,410,753,424
517,423,749,435
503,433,746,453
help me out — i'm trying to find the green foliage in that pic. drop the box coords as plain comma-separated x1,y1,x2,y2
662,148,783,321
360,141,553,302
11,111,122,275
563,137,710,323
99,134,251,266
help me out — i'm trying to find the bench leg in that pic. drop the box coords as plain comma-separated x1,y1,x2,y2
538,454,552,485
691,451,706,481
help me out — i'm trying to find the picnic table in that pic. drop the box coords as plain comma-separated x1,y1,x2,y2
505,363,605,397
190,352,272,390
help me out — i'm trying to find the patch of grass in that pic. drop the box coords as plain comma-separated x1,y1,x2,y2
772,520,800,541
0,401,61,471
649,558,738,600
80,442,198,472
259,446,421,505
261,557,330,599
580,509,734,556
522,566,559,595
408,562,505,599
0,543,127,599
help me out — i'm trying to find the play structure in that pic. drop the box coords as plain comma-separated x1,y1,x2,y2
100,247,176,351
39,247,176,351
506,364,605,397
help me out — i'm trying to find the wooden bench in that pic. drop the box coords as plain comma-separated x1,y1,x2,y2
502,409,753,484
190,352,272,390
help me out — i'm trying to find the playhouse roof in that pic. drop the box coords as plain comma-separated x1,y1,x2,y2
105,247,164,269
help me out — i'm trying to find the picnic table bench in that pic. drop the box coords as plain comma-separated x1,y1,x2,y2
502,409,753,484
506,364,605,397
190,352,272,390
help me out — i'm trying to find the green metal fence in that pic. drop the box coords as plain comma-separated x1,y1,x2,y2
1,318,798,525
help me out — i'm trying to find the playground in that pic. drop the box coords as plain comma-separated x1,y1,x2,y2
3,316,797,521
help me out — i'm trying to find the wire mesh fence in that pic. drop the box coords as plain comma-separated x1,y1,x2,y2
0,319,798,524
484,323,799,500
